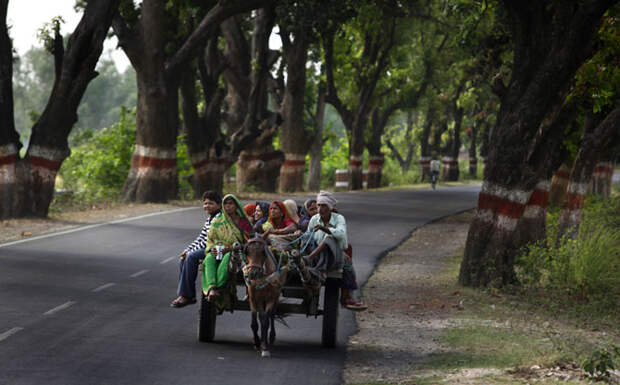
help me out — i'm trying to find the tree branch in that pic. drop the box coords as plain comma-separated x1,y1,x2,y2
166,0,273,76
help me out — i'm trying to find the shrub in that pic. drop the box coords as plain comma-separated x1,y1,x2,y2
176,133,194,200
516,194,620,301
320,136,349,189
57,107,136,202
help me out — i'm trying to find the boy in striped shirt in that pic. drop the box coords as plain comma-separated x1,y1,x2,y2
171,191,221,308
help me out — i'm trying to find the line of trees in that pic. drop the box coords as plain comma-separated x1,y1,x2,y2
1,0,618,288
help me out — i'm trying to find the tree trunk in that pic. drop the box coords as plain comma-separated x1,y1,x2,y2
323,20,395,191
442,85,465,182
459,1,613,287
190,152,233,196
558,107,619,239
349,124,365,190
307,89,325,192
278,31,310,193
549,162,571,207
122,66,179,202
115,1,271,203
469,124,478,177
591,161,613,197
180,51,230,197
367,154,384,188
516,179,551,245
1,0,119,218
237,148,284,192
418,106,434,182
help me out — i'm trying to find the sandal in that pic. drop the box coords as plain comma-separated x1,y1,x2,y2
170,296,196,308
341,298,368,311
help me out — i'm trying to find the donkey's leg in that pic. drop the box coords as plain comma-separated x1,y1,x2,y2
269,309,276,345
259,311,271,357
251,311,260,350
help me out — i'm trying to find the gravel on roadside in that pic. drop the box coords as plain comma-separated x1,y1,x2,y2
344,211,474,384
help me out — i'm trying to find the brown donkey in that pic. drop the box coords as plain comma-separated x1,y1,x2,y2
240,237,290,357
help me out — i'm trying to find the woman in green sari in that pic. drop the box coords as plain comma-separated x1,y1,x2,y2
201,194,251,301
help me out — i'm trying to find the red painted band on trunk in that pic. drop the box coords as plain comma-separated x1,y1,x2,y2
349,160,362,167
282,160,306,167
28,156,62,171
442,161,458,165
418,160,430,165
192,158,230,170
594,165,613,174
134,155,176,169
554,170,570,179
192,159,209,169
368,159,384,166
478,192,525,219
0,154,17,167
564,192,586,210
527,189,549,208
240,151,282,162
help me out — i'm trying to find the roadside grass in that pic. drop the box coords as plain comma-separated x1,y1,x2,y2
413,248,618,384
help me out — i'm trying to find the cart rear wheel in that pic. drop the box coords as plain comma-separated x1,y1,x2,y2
321,278,339,348
198,293,216,342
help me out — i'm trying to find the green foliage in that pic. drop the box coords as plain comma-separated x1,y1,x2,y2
57,107,136,201
36,16,64,54
176,133,194,200
320,135,349,189
381,154,420,186
12,44,137,139
516,195,620,303
582,345,619,379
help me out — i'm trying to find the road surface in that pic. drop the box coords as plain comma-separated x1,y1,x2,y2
0,185,479,385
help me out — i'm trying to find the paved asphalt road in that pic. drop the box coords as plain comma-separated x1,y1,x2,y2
0,185,479,385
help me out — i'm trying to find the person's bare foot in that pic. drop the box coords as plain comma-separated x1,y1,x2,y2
206,289,220,302
170,296,196,308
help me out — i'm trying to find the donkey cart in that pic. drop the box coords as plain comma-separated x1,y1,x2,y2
197,242,342,349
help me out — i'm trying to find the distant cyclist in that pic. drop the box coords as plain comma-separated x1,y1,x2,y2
430,158,440,189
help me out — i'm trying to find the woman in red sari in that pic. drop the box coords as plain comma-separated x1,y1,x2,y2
261,200,298,238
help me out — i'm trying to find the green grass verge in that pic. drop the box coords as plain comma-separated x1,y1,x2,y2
415,247,618,384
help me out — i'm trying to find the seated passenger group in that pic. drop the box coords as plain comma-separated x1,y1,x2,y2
171,190,366,311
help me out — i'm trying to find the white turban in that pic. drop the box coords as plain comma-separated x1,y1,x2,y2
316,190,337,210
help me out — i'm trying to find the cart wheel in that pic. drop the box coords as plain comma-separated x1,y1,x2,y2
198,292,216,342
321,278,339,348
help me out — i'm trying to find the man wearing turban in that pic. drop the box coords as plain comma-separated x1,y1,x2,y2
304,191,366,311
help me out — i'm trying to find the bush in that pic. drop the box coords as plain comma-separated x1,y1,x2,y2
381,154,420,186
176,133,194,200
320,136,349,189
516,194,620,302
57,107,136,203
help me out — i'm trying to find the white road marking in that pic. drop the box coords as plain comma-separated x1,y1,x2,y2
0,327,24,342
92,283,116,292
43,301,76,316
160,256,175,264
130,269,149,278
0,206,196,248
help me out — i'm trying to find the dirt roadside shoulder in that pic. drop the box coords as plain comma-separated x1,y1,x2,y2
0,202,198,245
344,210,619,385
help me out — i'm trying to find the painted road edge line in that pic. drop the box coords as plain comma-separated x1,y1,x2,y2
0,327,24,342
160,256,175,264
43,301,76,316
92,283,116,292
0,206,197,248
130,269,149,278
